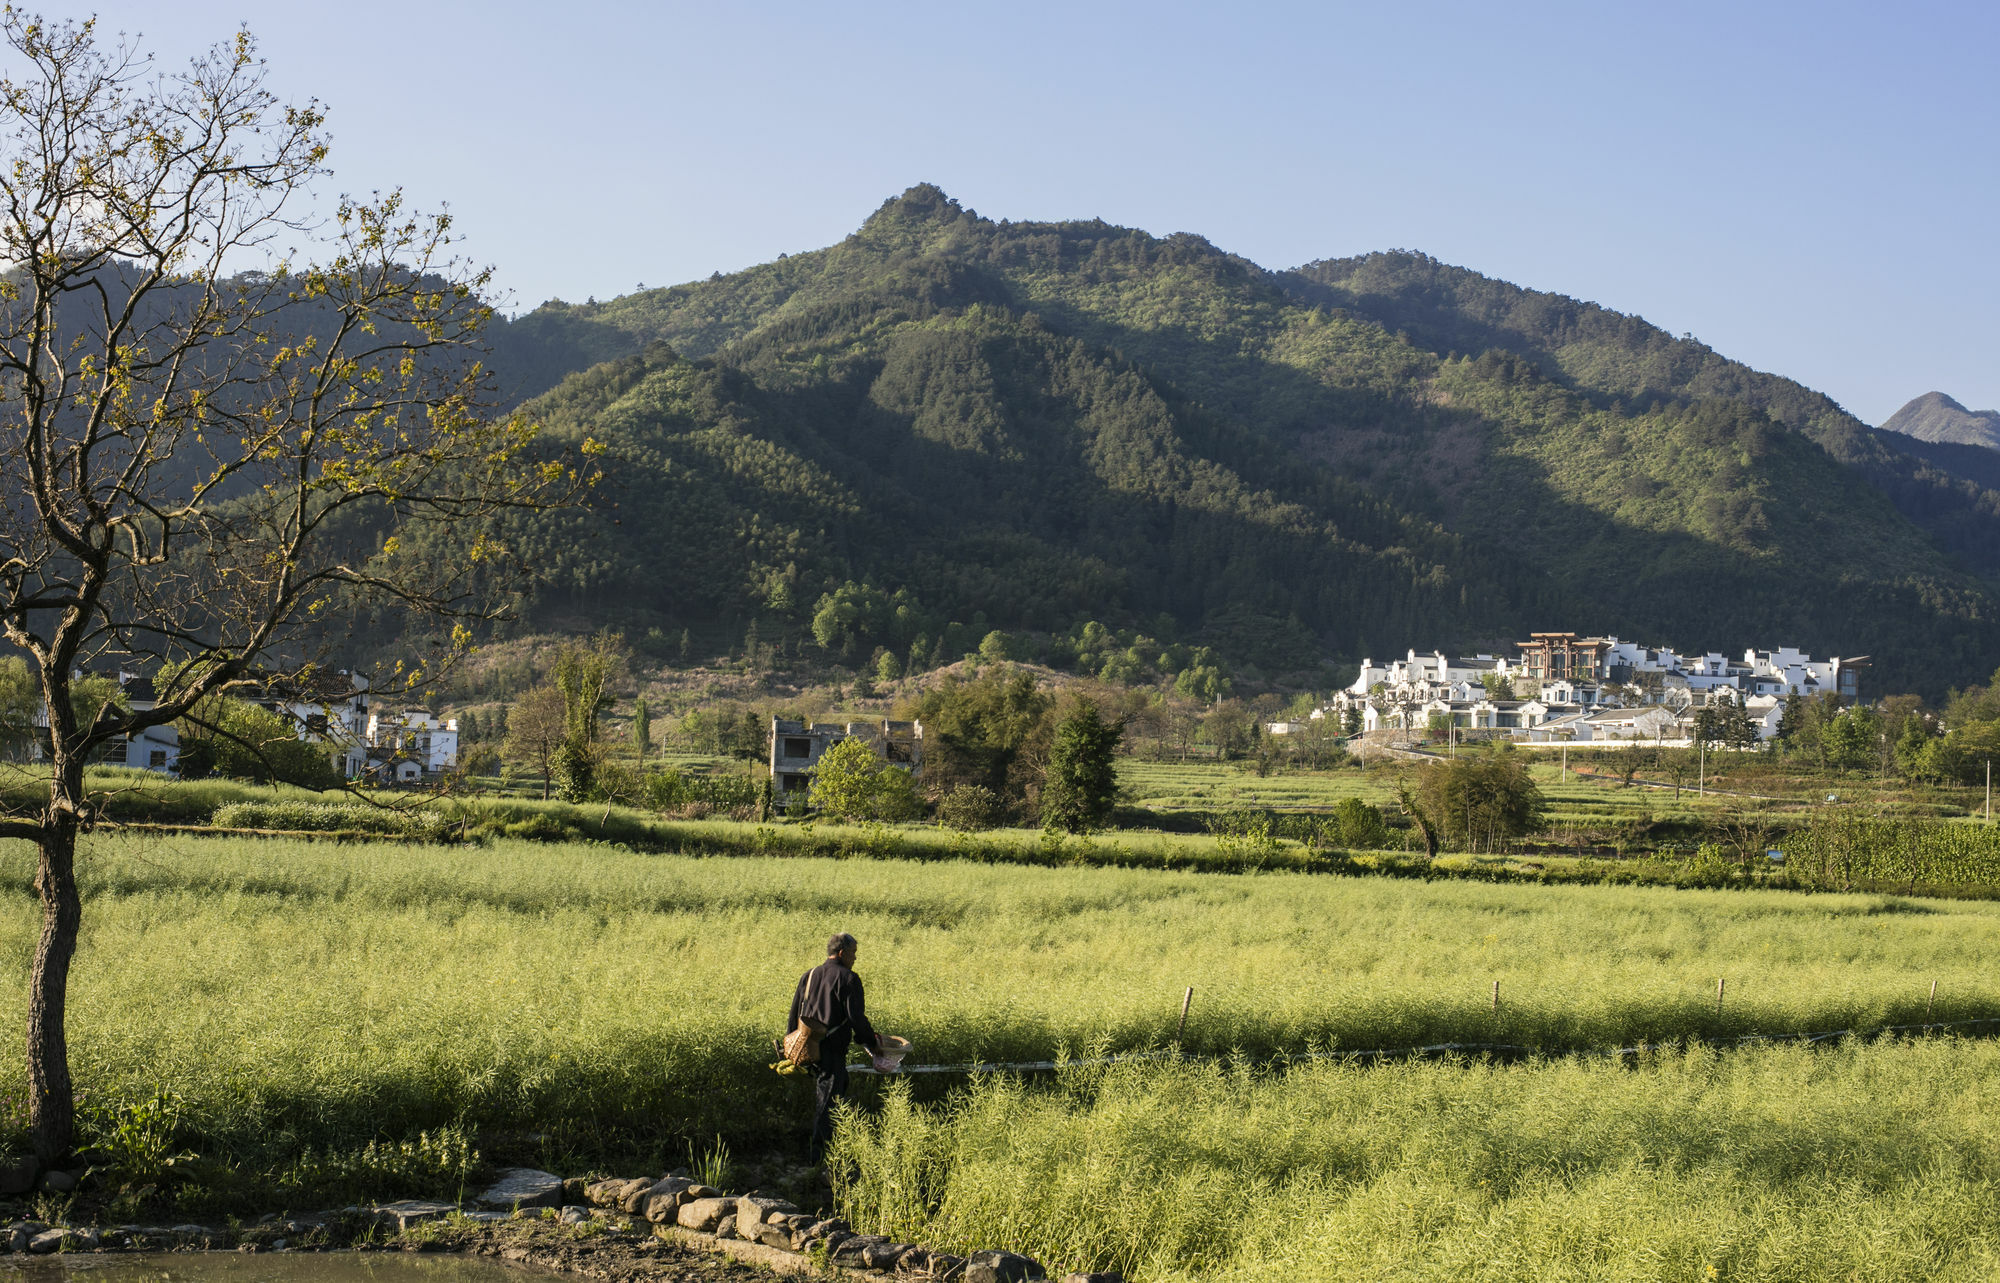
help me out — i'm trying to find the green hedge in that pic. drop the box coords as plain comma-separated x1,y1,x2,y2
210,801,452,839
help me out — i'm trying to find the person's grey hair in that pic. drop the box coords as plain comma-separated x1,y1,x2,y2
827,931,858,957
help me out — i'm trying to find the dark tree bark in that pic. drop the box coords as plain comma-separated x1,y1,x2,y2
28,812,79,1164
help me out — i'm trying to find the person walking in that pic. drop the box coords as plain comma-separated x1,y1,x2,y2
788,931,879,1159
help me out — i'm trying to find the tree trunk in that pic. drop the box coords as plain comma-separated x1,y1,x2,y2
28,811,79,1166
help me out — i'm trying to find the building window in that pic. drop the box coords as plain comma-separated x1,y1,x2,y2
782,773,808,792
149,749,168,769
782,737,812,759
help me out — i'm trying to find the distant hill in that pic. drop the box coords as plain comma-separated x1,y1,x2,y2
444,186,2000,697
1882,391,2000,452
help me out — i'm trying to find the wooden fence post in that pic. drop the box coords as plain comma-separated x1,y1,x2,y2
1176,986,1194,1044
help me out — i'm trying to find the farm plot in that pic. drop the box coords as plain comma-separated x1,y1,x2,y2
836,1040,2000,1282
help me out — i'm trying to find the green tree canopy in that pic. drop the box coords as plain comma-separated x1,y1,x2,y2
808,737,920,822
1042,700,1123,834
1413,743,1546,853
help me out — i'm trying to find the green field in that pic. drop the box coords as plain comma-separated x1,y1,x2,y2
838,1040,2000,1281
5,830,2000,1271
1119,755,1756,825
1116,758,1398,811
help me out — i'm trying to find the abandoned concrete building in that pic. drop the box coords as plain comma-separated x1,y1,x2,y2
768,717,924,799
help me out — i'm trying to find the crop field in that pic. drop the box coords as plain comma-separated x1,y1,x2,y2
837,1041,2000,1281
1116,759,1395,811
3,831,2000,1264
1118,755,1777,828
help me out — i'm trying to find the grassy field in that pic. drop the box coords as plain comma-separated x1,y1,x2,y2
1118,755,1762,827
836,1040,2000,1281
3,834,1998,1208
1116,759,1396,811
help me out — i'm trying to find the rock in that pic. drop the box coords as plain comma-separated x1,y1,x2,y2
373,1201,458,1231
1063,1275,1126,1283
558,1206,590,1226
928,1253,967,1280
712,1214,735,1241
72,1229,98,1250
0,1156,37,1197
812,1217,851,1237
686,1184,721,1200
640,1177,696,1223
966,1250,1047,1283
731,1195,799,1234
833,1234,889,1263
617,1178,658,1214
476,1168,563,1211
28,1229,65,1255
271,1239,289,1251
818,1230,853,1255
862,1241,911,1269
39,1169,76,1194
561,1177,589,1202
755,1223,795,1250
895,1247,934,1273
584,1179,626,1208
676,1197,736,1233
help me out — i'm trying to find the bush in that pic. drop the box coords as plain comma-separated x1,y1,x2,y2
643,768,762,811
178,699,340,789
810,739,921,822
1330,797,1392,849
935,784,1003,831
210,801,451,839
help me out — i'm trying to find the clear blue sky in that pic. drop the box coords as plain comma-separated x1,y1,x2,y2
71,0,2000,425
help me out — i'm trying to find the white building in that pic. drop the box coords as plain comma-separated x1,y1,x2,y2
258,671,372,778
1348,650,1519,696
366,708,460,775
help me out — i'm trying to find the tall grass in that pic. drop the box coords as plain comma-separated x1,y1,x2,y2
3,833,1999,1217
834,1041,2000,1281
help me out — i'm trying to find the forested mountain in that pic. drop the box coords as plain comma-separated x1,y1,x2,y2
453,186,2000,696
1882,392,2000,453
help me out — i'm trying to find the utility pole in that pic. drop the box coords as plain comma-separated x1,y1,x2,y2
1699,736,1706,797
1987,760,1992,824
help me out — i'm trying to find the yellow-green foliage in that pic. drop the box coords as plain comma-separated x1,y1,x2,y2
1117,759,1399,812
836,1041,2000,1282
1,834,1995,1170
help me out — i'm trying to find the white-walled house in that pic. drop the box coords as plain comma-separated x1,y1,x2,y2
30,669,180,774
257,671,372,778
1743,694,1786,741
366,709,459,775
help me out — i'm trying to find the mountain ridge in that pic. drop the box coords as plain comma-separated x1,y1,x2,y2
457,186,2000,696
1882,391,2000,453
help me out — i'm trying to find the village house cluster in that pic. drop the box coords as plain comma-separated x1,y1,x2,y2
1310,632,1865,747
41,669,460,782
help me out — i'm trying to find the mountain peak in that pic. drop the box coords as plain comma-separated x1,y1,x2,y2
1881,391,2000,452
865,183,972,229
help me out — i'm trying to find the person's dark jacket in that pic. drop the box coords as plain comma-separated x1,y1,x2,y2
788,959,878,1066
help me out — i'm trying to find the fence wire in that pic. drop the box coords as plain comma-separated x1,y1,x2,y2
846,1016,2000,1077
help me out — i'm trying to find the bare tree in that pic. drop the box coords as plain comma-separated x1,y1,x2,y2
504,684,567,801
0,16,590,1162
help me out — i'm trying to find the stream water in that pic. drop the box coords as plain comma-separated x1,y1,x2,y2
0,1256,547,1283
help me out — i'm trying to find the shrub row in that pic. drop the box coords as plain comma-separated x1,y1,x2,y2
209,801,453,839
